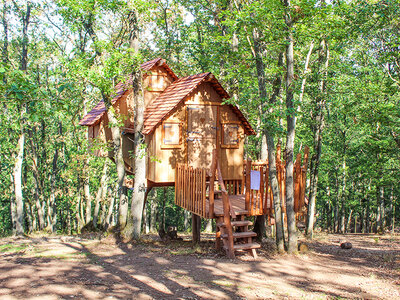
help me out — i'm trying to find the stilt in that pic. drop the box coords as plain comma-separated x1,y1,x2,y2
192,213,201,243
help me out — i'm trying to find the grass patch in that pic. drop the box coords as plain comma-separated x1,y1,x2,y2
169,244,205,256
0,243,29,253
212,279,234,287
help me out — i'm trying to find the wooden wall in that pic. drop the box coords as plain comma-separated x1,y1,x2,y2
146,105,186,183
146,82,245,183
143,66,176,107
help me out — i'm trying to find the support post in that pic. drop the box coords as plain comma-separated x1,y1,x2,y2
192,213,201,243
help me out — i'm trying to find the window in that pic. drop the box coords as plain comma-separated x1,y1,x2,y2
161,121,182,149
221,122,240,148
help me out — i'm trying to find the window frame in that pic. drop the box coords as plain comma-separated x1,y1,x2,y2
221,121,241,149
161,120,183,149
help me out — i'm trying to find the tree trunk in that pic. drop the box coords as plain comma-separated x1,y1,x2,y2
48,124,61,232
390,186,395,233
104,184,117,230
25,202,33,233
283,0,297,253
149,189,158,232
29,132,45,230
340,157,346,233
12,2,32,236
125,68,146,240
142,201,149,234
161,187,166,230
346,209,353,233
13,127,25,235
204,219,213,233
192,214,201,243
252,26,285,253
93,162,108,228
84,158,92,225
2,0,9,81
306,39,329,238
104,105,128,229
126,9,146,239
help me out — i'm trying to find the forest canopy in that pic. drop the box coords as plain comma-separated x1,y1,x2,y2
0,0,399,240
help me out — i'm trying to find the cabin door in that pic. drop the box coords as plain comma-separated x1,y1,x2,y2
187,105,217,169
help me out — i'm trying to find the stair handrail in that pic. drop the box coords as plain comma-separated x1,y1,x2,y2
209,149,235,258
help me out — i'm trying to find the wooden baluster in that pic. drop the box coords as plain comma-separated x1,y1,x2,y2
209,149,217,218
300,146,309,211
245,159,251,212
242,161,246,194
264,162,269,215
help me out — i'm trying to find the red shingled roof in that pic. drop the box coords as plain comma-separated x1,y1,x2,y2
79,58,177,126
141,72,255,135
79,78,132,126
141,58,178,80
142,73,212,134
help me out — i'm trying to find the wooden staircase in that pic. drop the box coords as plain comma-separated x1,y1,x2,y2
216,216,260,258
208,149,261,259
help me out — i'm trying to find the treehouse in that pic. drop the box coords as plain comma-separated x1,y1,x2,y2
79,58,255,187
80,58,309,258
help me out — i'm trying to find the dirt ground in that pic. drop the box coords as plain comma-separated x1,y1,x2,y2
0,232,399,300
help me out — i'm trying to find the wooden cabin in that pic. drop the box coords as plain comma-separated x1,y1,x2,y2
79,58,255,187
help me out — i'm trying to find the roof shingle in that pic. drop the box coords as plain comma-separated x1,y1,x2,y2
79,58,177,126
142,73,211,135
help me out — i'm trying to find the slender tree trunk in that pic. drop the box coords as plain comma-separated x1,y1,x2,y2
25,202,33,233
252,26,285,253
380,186,385,231
93,162,108,228
2,0,9,82
306,39,329,238
142,202,149,234
340,157,346,233
376,186,385,232
29,130,46,230
105,183,118,230
298,41,314,107
128,70,146,239
150,190,158,232
13,125,25,235
390,186,395,233
12,2,32,236
346,209,353,233
84,158,92,225
161,187,166,230
204,219,213,233
104,105,128,229
283,0,298,253
48,124,60,232
10,178,17,232
183,210,190,232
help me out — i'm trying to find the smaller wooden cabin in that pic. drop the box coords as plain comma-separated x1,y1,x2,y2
79,58,255,187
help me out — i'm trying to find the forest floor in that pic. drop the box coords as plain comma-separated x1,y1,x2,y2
0,232,399,300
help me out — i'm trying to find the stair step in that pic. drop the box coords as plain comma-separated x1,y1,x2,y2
221,231,257,239
217,220,253,228
224,242,261,251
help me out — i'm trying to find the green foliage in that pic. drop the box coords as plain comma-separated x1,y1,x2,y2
0,0,399,237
